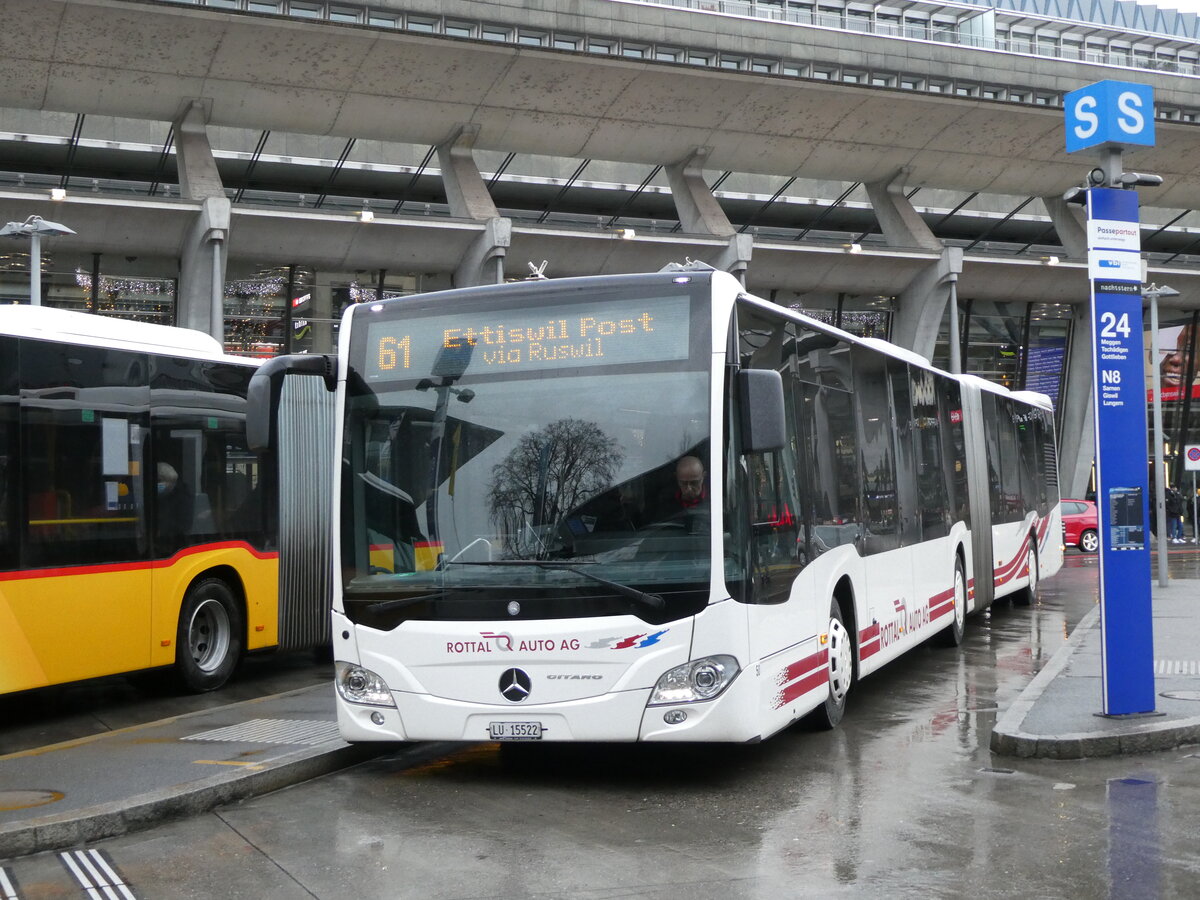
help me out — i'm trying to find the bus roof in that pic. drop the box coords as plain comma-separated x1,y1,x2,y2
0,304,241,363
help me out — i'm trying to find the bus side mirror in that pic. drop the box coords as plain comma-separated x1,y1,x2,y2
738,368,786,453
247,353,337,452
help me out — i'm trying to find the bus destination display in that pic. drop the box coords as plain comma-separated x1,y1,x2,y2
364,295,691,381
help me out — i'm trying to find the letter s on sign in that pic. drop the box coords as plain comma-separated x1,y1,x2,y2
1073,95,1099,140
1117,91,1145,136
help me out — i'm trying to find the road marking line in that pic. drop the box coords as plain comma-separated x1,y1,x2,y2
182,718,340,745
1155,659,1200,675
0,867,20,900
59,849,137,900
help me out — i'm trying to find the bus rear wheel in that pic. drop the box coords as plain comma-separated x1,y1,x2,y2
814,600,854,730
934,558,967,648
1014,543,1039,607
175,577,243,692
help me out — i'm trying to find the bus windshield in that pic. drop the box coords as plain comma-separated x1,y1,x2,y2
341,278,713,623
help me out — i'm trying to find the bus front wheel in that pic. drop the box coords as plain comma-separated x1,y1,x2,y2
814,600,854,730
175,578,244,692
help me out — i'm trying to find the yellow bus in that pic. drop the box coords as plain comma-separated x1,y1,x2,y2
0,305,328,694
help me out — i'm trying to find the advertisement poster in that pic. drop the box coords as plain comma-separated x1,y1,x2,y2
1145,323,1199,402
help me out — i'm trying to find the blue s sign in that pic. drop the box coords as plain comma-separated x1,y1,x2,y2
1065,81,1155,153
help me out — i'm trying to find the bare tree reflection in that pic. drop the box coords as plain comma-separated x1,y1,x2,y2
489,418,623,557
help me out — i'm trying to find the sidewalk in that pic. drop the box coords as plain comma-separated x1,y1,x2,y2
0,685,444,860
992,577,1200,759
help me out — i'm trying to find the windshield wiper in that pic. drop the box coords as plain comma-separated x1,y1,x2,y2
446,560,665,612
361,591,447,615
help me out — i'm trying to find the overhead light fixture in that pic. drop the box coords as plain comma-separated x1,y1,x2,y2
615,227,636,240
1041,255,1060,265
50,188,67,201
845,243,862,254
359,208,375,223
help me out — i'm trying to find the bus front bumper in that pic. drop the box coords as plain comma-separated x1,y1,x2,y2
334,667,761,743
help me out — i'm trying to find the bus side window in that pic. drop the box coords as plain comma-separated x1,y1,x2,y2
0,336,14,571
20,341,150,569
853,346,899,554
792,326,859,551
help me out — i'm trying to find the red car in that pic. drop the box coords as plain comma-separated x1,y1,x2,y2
1061,498,1099,553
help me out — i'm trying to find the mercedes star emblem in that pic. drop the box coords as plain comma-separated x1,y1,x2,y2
499,668,532,702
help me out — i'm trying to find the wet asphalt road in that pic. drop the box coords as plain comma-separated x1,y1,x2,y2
5,550,1200,898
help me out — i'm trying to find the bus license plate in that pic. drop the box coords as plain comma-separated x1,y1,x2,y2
489,721,543,741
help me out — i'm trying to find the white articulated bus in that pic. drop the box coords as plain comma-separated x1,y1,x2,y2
250,266,1062,743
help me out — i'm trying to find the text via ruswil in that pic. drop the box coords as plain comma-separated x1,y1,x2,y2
1098,309,1134,409
363,294,691,380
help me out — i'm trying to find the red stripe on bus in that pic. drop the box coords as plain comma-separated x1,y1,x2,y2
773,649,829,709
778,650,827,685
859,622,881,660
0,541,278,582
1035,516,1051,552
993,532,1032,586
994,520,1050,586
928,586,956,621
775,667,829,708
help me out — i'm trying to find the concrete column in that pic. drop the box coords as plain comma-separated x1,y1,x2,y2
1056,303,1095,498
437,125,500,221
454,217,511,288
174,100,230,341
177,197,229,341
665,148,735,238
864,168,942,252
437,126,511,287
312,271,335,355
714,233,753,286
1043,195,1088,259
665,148,751,279
890,247,963,359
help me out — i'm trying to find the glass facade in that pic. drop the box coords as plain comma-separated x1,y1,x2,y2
0,255,420,357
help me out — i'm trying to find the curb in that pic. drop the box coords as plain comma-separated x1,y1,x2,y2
991,605,1200,759
0,741,389,859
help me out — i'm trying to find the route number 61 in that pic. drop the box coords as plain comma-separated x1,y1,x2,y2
1099,311,1132,339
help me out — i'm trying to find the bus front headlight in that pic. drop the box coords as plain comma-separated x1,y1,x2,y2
648,655,740,705
335,662,396,707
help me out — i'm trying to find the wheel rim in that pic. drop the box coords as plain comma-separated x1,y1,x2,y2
954,566,966,632
188,596,231,673
827,616,853,705
1081,531,1098,553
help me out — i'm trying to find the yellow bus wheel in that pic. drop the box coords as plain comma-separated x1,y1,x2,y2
175,577,244,692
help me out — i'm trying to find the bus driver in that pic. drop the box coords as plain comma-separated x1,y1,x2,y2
674,456,707,511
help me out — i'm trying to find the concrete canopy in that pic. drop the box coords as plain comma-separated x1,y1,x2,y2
3,0,1199,208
